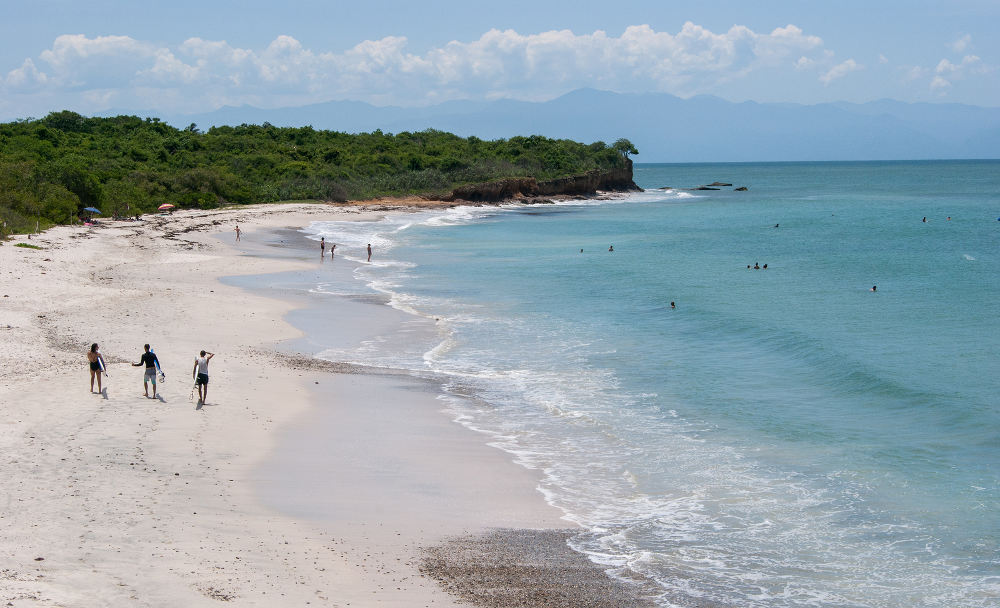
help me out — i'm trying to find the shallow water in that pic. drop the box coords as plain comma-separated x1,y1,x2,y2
302,160,1000,607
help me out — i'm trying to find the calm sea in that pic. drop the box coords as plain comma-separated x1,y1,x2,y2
303,160,999,607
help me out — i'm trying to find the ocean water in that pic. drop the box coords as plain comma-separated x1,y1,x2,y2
303,160,1000,607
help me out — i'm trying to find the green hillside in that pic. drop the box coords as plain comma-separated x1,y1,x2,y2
0,111,633,236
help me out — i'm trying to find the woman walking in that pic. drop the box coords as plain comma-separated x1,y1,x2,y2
87,343,106,394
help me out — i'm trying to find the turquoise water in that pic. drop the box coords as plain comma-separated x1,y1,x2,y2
305,160,1000,607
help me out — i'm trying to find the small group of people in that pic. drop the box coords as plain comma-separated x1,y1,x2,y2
87,343,215,405
319,237,372,262
320,237,337,257
748,262,768,269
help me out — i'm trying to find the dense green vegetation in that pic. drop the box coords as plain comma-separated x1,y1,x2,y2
0,110,634,236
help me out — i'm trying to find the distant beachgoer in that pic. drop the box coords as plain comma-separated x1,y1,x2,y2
87,343,106,394
132,344,159,398
609,245,614,252
330,243,336,257
922,217,927,222
774,223,779,228
754,262,760,269
192,350,215,405
670,301,676,309
763,264,768,269
747,264,751,269
367,243,372,262
870,285,877,292
320,237,325,256
580,249,583,253
947,217,951,221
235,225,241,241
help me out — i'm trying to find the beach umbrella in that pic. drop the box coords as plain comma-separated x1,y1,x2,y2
82,207,102,214
157,203,176,211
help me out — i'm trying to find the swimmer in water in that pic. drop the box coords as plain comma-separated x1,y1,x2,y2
608,245,614,252
870,285,877,292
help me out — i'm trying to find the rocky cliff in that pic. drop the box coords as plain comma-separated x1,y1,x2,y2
445,159,639,203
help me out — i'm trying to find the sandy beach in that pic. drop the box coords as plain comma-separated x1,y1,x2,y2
0,203,655,607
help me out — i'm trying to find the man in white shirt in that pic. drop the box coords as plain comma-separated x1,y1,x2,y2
192,350,215,405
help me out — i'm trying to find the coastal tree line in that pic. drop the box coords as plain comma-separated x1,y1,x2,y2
0,110,635,236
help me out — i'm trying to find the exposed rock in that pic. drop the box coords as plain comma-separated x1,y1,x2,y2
446,159,639,203
707,181,733,187
734,186,748,191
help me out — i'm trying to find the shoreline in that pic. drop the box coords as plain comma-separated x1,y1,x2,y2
0,202,656,606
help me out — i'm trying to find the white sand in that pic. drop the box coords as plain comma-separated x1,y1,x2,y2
0,204,569,607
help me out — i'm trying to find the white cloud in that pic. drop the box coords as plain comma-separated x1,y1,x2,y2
950,34,971,53
930,54,988,93
5,58,48,89
820,59,862,85
795,56,815,70
930,75,951,91
1,24,839,115
935,55,981,75
879,54,889,65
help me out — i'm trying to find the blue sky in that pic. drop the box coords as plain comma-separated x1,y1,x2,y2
1,0,996,120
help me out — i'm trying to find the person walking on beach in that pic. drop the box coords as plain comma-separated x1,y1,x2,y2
367,243,372,262
87,343,106,394
192,350,215,405
235,224,241,241
320,237,326,257
132,344,160,399
330,243,336,257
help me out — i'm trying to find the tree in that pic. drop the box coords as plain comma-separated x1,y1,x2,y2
612,138,638,159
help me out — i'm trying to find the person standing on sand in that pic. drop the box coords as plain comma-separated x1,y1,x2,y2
367,243,372,262
235,224,241,241
132,344,160,399
192,350,215,405
87,343,106,394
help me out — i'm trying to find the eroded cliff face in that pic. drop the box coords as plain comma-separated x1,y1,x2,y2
445,159,639,203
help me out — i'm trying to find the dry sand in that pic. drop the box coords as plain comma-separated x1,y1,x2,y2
0,203,656,607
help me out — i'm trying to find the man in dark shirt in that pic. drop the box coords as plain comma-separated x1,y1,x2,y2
132,344,160,398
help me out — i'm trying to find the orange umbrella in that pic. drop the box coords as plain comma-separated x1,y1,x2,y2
157,203,176,211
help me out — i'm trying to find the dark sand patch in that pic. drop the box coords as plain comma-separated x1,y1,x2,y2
421,529,659,608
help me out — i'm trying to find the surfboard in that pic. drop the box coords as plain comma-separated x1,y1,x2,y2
151,347,165,381
98,350,107,376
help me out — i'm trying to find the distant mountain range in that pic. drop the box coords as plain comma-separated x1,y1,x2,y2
113,89,1000,162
